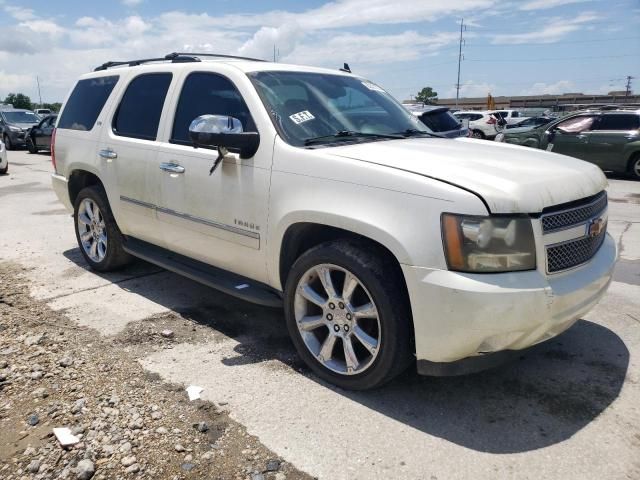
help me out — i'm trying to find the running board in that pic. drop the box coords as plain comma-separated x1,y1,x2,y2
122,237,283,308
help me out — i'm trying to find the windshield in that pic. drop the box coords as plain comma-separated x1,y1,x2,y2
2,111,39,124
248,71,429,147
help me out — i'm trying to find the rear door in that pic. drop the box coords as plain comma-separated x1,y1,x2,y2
97,72,174,247
587,114,640,172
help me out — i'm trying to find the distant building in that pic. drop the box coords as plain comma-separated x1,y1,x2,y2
404,92,640,111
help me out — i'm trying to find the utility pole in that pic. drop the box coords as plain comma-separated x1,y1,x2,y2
625,75,634,97
455,18,465,107
36,76,43,108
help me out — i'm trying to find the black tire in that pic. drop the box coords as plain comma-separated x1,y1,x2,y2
0,164,6,175
471,129,485,139
26,136,38,154
3,135,13,151
73,185,133,272
628,154,640,180
284,240,413,390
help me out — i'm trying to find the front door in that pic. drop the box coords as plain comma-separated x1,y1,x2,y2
546,114,597,160
36,117,55,148
155,71,273,284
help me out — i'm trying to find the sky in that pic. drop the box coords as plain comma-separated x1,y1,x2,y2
0,0,638,104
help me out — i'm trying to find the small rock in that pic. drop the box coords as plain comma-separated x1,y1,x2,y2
128,418,143,430
251,474,265,480
119,442,132,454
121,456,136,467
71,398,86,414
24,333,45,346
266,459,281,472
174,444,185,452
76,459,95,480
27,459,41,473
160,330,174,338
155,427,168,434
184,454,193,462
125,463,140,474
275,473,286,480
108,395,119,407
30,371,44,380
26,414,39,426
23,446,37,456
181,463,195,472
32,387,48,398
201,452,213,461
59,357,73,367
0,360,7,369
150,411,162,420
194,421,209,433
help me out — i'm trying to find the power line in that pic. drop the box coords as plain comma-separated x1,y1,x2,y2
466,53,637,63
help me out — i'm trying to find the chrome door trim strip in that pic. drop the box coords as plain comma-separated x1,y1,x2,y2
119,195,259,240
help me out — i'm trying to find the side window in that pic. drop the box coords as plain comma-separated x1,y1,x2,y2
512,111,519,118
593,114,640,131
58,76,119,131
555,116,596,133
471,114,483,121
112,73,172,140
171,72,256,145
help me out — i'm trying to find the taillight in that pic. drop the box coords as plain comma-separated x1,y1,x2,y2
487,117,496,125
51,128,57,172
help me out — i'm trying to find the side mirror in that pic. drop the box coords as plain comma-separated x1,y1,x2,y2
189,115,259,159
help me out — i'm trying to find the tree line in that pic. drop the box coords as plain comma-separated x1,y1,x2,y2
2,93,62,112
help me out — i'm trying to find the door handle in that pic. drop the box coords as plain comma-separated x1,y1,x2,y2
99,149,117,160
159,162,185,174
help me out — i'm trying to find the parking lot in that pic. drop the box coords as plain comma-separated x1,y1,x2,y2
1,149,639,479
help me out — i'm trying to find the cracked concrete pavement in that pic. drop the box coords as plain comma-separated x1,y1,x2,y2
1,150,639,479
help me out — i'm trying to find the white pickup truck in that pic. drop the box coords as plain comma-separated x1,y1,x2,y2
51,53,616,390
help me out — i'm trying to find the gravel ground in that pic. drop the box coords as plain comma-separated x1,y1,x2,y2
0,262,313,480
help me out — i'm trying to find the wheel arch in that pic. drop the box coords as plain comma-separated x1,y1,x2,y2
626,149,640,173
68,169,105,207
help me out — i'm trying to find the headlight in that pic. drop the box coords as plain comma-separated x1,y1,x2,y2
9,126,21,132
441,214,536,272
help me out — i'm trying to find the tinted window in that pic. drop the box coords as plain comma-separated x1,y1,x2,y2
171,72,255,144
512,111,519,118
555,116,596,133
58,76,118,131
113,73,172,140
593,114,640,131
419,111,460,132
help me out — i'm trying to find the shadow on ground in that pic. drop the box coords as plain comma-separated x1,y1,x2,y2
63,247,630,454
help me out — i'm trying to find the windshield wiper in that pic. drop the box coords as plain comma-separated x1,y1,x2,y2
396,129,445,138
304,130,404,146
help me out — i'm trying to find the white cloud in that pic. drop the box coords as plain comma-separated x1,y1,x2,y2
444,81,498,98
19,20,65,36
520,0,592,11
519,80,575,95
0,71,35,98
121,0,143,6
4,5,35,21
491,12,598,44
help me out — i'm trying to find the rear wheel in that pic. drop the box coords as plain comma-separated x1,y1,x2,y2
284,240,413,390
74,185,132,272
471,129,485,139
629,154,640,180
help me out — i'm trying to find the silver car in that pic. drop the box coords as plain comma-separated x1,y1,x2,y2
0,139,7,174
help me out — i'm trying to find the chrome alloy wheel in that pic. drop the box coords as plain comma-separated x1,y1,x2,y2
294,264,381,375
77,198,107,263
633,157,640,178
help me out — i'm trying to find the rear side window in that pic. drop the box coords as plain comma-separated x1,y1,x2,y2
113,73,172,140
593,114,640,131
58,76,118,131
171,72,256,145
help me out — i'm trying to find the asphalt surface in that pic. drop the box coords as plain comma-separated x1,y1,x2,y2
1,150,639,480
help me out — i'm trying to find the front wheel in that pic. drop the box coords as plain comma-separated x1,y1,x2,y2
74,185,132,272
471,129,485,139
284,240,413,390
26,136,38,154
629,154,640,180
3,135,13,151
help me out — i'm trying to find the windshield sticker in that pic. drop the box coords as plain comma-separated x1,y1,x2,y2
361,81,385,92
289,110,315,124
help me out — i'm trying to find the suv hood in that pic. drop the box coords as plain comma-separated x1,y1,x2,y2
330,137,607,213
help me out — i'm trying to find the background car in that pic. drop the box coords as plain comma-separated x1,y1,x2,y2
0,108,41,150
0,139,7,174
26,114,57,153
453,111,504,139
34,108,52,117
495,110,640,179
506,116,553,130
409,106,469,138
488,109,528,125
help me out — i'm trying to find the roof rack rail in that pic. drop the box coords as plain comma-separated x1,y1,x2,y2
94,52,266,71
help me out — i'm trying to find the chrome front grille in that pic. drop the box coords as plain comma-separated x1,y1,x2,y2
546,229,606,273
541,192,607,233
542,191,608,274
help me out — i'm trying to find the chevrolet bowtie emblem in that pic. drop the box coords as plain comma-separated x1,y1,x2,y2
588,218,605,238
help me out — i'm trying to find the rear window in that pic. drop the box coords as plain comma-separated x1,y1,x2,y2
593,114,640,131
419,111,460,132
112,73,172,140
58,76,119,131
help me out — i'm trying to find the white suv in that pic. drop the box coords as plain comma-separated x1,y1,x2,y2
454,111,505,139
51,53,616,390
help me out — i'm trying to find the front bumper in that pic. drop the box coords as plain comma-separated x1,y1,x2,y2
6,130,27,146
403,232,616,374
